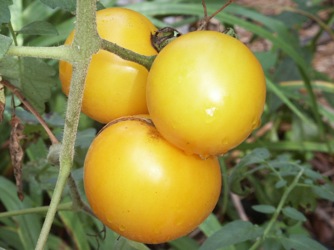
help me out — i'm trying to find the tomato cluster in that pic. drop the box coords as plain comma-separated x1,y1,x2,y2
59,7,266,244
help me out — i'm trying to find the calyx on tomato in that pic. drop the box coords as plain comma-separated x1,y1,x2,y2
151,27,182,52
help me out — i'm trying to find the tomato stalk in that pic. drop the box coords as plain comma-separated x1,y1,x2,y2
6,17,155,72
6,45,73,62
198,0,234,30
35,0,100,249
100,38,156,70
6,38,155,70
0,202,73,218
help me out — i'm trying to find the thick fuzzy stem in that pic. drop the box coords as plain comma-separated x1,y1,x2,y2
35,0,99,249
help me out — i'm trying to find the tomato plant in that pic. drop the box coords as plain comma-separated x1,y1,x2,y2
147,30,266,156
1,0,334,249
59,7,157,124
83,117,221,244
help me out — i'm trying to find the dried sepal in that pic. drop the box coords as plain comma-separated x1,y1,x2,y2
9,115,25,201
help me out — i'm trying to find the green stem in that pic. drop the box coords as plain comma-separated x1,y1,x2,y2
35,0,99,249
249,168,304,250
35,61,91,250
67,175,96,217
8,22,18,46
219,157,229,215
100,38,156,70
298,68,329,148
0,202,73,218
7,45,73,62
265,162,284,183
35,62,91,250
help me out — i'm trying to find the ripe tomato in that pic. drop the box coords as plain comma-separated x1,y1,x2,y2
147,31,266,156
84,117,221,244
59,8,157,124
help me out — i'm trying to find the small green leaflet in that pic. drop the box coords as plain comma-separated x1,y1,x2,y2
0,34,12,59
252,204,276,214
40,0,104,13
282,207,307,222
0,56,57,113
40,0,76,12
17,21,59,36
0,0,12,26
200,221,263,250
280,234,327,250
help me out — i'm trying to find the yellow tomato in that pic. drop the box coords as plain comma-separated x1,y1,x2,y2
147,31,266,156
59,8,157,124
84,117,221,244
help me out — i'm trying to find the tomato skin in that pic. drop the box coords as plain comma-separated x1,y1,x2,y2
147,31,266,156
59,8,157,124
84,117,221,244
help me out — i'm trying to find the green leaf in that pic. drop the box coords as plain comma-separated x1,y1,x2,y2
269,156,299,176
280,234,327,250
286,186,317,211
238,140,334,153
312,183,334,202
18,21,59,36
88,218,149,250
319,104,334,126
266,78,310,124
40,0,104,13
200,221,263,250
199,213,222,237
239,148,271,168
290,114,319,141
0,176,41,250
40,0,76,12
47,235,71,250
75,128,96,149
14,108,64,127
25,138,48,161
0,227,23,250
0,0,12,26
113,236,151,250
303,168,323,181
127,240,153,250
229,148,270,195
252,205,276,214
169,237,199,250
58,210,90,250
254,50,278,73
275,179,287,189
282,207,307,222
263,238,284,250
29,18,74,46
21,0,58,23
0,34,12,59
0,56,57,113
